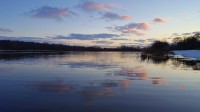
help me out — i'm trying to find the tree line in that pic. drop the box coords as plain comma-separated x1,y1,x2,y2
0,40,141,51
143,34,200,56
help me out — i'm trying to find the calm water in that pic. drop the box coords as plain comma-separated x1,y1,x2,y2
0,52,200,112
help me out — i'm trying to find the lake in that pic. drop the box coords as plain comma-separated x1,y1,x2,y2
0,52,200,112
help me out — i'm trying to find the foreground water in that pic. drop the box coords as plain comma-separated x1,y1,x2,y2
0,52,200,112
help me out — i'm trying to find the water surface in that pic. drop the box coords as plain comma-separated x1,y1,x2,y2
0,52,200,112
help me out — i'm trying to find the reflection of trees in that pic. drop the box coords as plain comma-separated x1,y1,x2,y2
0,52,65,60
140,54,200,70
140,54,169,65
171,59,200,70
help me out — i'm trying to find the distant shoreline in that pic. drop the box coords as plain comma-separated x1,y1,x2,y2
0,40,141,52
0,50,141,54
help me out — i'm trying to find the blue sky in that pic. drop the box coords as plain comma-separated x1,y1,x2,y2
0,0,200,47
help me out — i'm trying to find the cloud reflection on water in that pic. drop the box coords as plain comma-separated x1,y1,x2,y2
62,62,113,69
2,52,200,112
0,66,14,72
82,87,114,97
150,77,165,85
111,67,148,80
31,79,73,93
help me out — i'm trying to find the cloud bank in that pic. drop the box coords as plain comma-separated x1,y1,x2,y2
51,33,119,40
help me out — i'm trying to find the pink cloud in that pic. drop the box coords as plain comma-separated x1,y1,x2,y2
101,12,132,21
125,28,145,36
78,1,115,12
107,22,150,36
138,22,150,30
153,17,167,23
121,15,132,21
78,1,132,22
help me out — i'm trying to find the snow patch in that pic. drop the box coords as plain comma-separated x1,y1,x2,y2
172,50,200,60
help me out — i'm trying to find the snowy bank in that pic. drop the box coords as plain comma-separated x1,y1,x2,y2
172,50,200,60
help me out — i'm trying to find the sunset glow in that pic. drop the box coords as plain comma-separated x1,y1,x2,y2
0,0,200,47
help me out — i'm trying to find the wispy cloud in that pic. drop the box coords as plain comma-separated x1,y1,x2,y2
101,12,132,21
133,38,156,45
92,40,114,45
107,22,150,36
146,38,156,42
0,28,13,33
25,6,76,21
77,1,115,12
134,39,146,43
51,33,119,40
111,38,129,41
153,17,167,23
171,31,200,37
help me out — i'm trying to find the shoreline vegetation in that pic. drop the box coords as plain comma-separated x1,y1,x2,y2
142,34,200,61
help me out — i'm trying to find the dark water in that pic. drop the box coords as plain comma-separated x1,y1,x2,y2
0,52,200,112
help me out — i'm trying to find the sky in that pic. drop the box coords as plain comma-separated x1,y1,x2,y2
0,0,200,47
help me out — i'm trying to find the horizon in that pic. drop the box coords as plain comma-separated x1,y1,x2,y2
0,0,200,47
